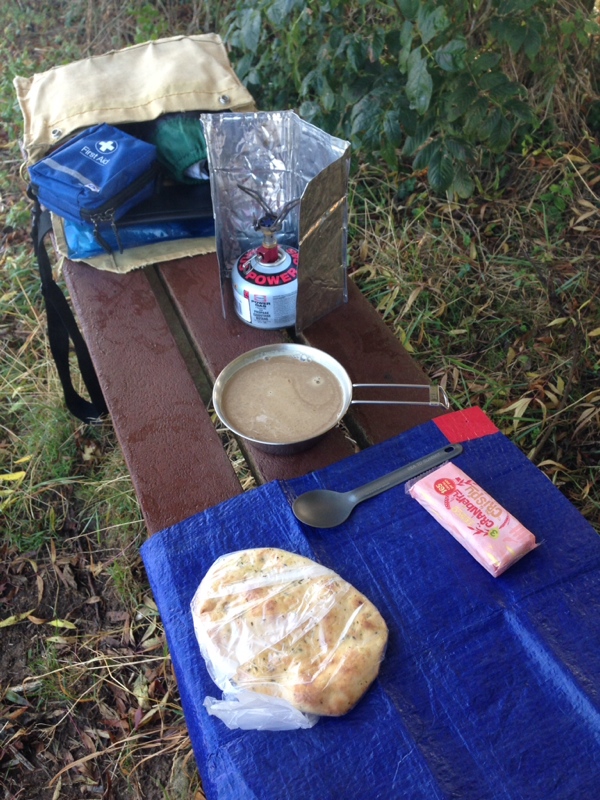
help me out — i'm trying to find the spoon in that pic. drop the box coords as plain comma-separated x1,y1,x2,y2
292,443,463,528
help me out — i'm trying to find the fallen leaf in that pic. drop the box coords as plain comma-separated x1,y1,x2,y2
0,471,26,482
0,609,37,628
4,690,31,706
133,671,150,709
46,618,77,630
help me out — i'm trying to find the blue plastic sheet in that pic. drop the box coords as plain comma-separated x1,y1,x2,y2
141,411,600,800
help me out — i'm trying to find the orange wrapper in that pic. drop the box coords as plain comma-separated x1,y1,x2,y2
408,463,538,577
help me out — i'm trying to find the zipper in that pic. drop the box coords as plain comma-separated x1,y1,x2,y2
80,163,159,254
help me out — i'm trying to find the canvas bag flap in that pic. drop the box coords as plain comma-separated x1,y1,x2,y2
14,33,256,166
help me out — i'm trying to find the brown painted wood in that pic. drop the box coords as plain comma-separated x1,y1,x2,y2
63,259,243,534
300,280,448,445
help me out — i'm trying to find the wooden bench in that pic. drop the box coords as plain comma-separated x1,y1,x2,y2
62,252,448,536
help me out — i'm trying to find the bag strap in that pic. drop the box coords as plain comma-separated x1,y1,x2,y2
29,189,108,423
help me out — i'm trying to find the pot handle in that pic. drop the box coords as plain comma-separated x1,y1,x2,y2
351,383,450,409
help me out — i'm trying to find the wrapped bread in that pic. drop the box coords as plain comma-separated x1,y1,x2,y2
191,548,388,723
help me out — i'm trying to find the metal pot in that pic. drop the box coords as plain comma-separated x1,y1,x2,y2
212,343,449,455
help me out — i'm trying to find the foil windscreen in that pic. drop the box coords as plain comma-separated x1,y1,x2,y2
201,111,350,332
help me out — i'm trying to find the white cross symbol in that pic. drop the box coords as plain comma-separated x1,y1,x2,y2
97,140,116,153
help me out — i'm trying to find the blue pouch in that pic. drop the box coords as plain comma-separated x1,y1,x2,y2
29,123,158,253
60,180,216,259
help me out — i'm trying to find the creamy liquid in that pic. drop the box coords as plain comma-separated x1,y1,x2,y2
220,355,346,443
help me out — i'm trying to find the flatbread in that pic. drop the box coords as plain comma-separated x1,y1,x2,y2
191,548,388,717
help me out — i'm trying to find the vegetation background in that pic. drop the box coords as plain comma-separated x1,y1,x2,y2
1,1,599,798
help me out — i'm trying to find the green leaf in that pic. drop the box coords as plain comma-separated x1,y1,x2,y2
240,8,262,54
523,26,542,59
400,19,414,50
449,164,475,199
446,83,478,122
489,83,521,102
371,28,386,61
428,150,454,193
342,75,377,104
462,98,489,138
406,49,433,114
347,38,370,72
399,44,411,74
402,117,436,155
381,140,399,170
435,39,467,72
300,69,316,96
413,137,441,170
490,18,527,53
445,138,470,162
398,0,420,21
320,79,336,112
478,71,511,91
584,18,600,37
488,114,513,152
383,109,403,147
479,108,502,141
386,29,402,52
417,4,450,45
399,107,419,138
470,52,501,75
299,100,321,121
495,0,536,13
505,97,535,123
267,0,302,26
351,95,381,138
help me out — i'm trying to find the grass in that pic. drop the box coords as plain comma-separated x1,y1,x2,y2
1,1,599,798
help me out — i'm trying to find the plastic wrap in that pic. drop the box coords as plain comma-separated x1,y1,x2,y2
408,463,538,576
191,547,388,730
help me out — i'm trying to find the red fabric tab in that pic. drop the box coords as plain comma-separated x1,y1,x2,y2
434,407,499,443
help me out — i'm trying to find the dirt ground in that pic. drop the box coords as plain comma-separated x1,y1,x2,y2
0,533,204,800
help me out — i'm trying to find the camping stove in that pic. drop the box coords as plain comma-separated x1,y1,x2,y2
231,185,300,329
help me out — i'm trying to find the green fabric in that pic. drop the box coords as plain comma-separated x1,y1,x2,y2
153,116,208,184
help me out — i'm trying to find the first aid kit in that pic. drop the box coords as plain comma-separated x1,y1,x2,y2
28,123,158,254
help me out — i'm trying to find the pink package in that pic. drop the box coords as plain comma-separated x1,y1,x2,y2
408,463,537,577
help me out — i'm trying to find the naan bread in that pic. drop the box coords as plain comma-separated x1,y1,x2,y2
191,548,388,717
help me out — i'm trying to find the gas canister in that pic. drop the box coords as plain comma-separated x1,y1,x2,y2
232,245,299,329
232,184,300,330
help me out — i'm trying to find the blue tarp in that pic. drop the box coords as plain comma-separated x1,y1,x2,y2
141,409,600,799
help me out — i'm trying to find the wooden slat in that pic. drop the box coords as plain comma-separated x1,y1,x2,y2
158,255,359,483
63,259,243,534
300,280,448,444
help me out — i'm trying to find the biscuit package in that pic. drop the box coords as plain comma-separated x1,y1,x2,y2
191,547,388,730
408,463,538,577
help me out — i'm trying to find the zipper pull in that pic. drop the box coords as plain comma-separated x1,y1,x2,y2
92,219,113,255
111,219,124,254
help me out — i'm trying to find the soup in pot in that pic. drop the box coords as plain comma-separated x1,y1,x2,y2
219,354,346,444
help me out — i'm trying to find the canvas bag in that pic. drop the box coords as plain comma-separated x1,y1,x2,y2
15,34,255,422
